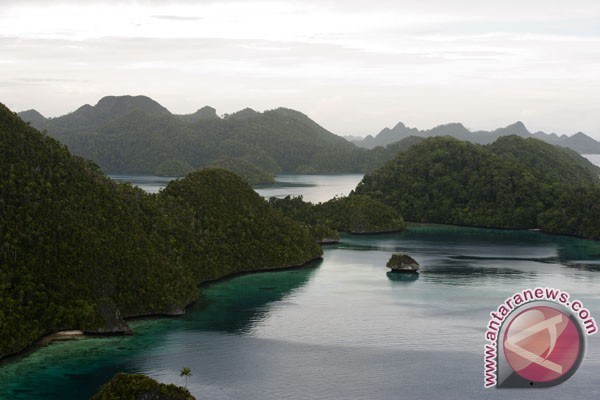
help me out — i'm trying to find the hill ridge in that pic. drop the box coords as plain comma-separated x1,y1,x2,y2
18,95,372,175
352,120,600,154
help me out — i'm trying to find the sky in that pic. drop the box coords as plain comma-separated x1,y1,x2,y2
1,0,599,139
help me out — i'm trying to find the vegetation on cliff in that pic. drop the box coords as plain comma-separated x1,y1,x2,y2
205,158,275,184
355,136,600,237
0,103,197,355
158,168,322,282
270,194,405,235
91,373,195,400
538,187,600,240
0,103,321,358
19,96,418,175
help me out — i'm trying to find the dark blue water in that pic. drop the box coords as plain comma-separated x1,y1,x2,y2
2,225,600,399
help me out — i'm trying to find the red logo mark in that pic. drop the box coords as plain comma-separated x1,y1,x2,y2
503,306,581,383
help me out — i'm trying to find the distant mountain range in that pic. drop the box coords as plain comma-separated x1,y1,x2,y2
348,121,600,154
18,95,600,177
19,95,381,175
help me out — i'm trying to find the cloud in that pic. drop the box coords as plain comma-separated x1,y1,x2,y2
1,0,599,139
151,15,204,21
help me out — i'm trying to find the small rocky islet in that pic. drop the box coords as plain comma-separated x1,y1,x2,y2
386,254,420,273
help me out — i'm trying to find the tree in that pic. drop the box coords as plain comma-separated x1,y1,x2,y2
180,367,192,388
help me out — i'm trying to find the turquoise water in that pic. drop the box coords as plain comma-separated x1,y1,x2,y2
2,225,600,399
3,173,600,399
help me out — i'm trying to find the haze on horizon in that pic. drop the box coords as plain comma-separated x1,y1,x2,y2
1,0,599,140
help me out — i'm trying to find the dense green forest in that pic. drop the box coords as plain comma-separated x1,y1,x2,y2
0,103,321,359
205,157,275,184
18,96,416,176
270,195,405,236
355,136,600,238
91,373,195,400
538,187,600,239
159,168,322,282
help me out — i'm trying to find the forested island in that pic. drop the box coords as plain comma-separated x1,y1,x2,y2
355,135,600,239
4,97,600,363
0,103,322,359
204,157,275,185
270,195,405,239
91,373,195,400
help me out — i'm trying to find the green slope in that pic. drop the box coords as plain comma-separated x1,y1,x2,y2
205,157,275,184
20,96,412,175
0,103,197,355
488,135,600,186
158,168,322,282
355,136,600,236
270,194,405,235
91,373,195,400
0,103,321,358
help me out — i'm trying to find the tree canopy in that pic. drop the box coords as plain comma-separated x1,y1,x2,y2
19,96,418,175
0,103,321,358
355,136,600,237
91,373,195,400
270,194,405,237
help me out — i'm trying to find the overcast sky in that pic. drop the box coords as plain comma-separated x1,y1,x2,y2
1,0,599,139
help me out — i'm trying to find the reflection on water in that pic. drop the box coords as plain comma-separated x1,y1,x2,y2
255,174,364,203
186,262,321,334
0,263,321,400
2,204,600,398
340,224,600,266
386,271,419,282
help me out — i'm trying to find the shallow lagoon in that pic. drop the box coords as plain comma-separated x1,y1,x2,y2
2,175,600,399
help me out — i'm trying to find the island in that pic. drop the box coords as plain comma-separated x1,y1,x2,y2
386,254,420,273
91,373,195,400
269,194,405,239
355,135,600,240
0,103,322,360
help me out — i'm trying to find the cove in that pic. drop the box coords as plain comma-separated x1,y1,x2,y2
2,224,600,399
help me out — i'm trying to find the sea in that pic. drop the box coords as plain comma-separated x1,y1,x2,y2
1,161,600,399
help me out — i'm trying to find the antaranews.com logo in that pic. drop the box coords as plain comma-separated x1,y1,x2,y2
484,287,597,388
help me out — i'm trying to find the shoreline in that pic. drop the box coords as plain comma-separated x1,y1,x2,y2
341,228,404,235
404,221,600,242
0,255,324,364
126,255,324,322
0,330,86,366
40,330,85,343
2,221,596,364
197,255,324,289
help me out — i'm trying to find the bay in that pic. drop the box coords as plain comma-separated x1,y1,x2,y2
2,175,600,399
108,173,363,203
254,174,363,203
